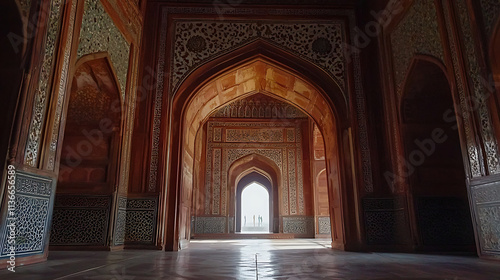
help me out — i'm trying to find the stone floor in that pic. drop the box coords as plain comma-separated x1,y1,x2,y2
1,239,500,279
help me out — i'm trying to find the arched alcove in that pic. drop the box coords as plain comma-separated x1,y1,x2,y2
400,56,475,250
164,41,356,251
50,53,123,249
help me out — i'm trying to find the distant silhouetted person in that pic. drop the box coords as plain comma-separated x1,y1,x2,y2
253,215,256,227
244,215,246,226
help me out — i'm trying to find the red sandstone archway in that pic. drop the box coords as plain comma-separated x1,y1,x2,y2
163,42,357,251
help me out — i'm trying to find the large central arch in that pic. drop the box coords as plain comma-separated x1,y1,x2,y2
163,41,359,251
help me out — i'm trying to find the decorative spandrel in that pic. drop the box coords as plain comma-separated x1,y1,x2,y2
205,120,305,216
173,21,346,95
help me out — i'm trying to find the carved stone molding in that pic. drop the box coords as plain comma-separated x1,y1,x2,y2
470,179,500,253
172,20,346,94
455,0,500,175
194,216,226,234
391,0,445,92
442,0,482,177
212,95,307,119
77,0,130,97
46,0,77,170
24,0,63,167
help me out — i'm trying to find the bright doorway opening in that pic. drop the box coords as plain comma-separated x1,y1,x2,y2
241,183,269,233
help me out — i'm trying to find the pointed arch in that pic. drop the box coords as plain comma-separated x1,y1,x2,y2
236,172,273,233
227,153,281,233
73,52,125,119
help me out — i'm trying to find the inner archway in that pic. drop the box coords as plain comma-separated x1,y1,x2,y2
241,182,270,233
234,168,277,233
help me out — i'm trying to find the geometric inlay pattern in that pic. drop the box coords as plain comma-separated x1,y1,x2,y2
363,197,408,245
24,0,63,167
0,172,54,257
194,217,226,234
173,21,346,94
318,216,331,234
455,0,500,175
77,0,130,97
226,128,283,143
114,208,127,246
283,216,314,235
125,198,158,244
205,120,305,216
50,195,112,246
477,205,500,251
441,0,482,178
50,208,109,245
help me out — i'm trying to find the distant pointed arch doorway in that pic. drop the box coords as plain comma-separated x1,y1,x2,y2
236,171,276,233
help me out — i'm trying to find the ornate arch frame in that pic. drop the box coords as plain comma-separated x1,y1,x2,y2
161,40,361,251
